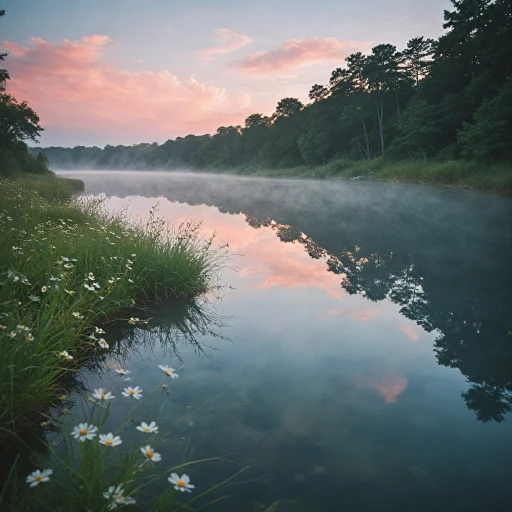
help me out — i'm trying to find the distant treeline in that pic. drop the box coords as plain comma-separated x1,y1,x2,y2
33,0,512,171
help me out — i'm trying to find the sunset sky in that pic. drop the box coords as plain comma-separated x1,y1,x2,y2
1,0,451,147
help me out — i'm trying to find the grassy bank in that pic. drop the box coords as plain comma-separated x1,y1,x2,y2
228,158,512,194
0,175,224,437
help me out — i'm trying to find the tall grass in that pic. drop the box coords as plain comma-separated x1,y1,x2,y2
0,177,226,436
229,158,512,193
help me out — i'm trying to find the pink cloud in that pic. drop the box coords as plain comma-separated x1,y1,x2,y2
227,37,371,78
2,35,253,139
399,323,420,342
357,375,408,404
197,28,253,60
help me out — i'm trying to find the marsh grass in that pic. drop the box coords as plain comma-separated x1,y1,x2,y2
226,158,512,193
0,177,226,436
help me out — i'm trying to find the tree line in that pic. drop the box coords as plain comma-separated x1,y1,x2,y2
0,11,48,175
31,0,512,171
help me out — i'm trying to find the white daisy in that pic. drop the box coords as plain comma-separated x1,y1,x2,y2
71,422,98,442
158,365,178,379
140,445,161,462
57,350,73,361
72,312,84,319
26,469,53,487
122,386,142,400
103,485,136,509
98,338,109,349
136,421,158,434
114,368,130,376
41,286,48,293
95,327,105,334
168,473,195,493
84,284,95,291
99,433,122,447
92,388,115,400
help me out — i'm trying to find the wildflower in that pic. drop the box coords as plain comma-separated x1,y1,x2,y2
99,433,122,447
57,351,73,361
17,325,31,332
49,275,58,281
25,333,35,341
114,368,130,376
103,485,136,509
9,331,16,338
98,338,109,349
65,289,75,296
29,295,41,302
87,334,97,341
84,284,95,291
0,324,5,330
127,259,133,265
22,278,31,285
140,445,161,462
168,473,195,493
72,312,84,319
92,388,115,400
128,317,139,324
71,422,98,442
122,386,142,400
131,254,136,257
26,469,53,488
61,257,70,262
136,421,158,434
108,278,115,285
58,395,67,401
158,365,178,379
128,279,133,283
95,327,105,334
41,286,48,293
88,273,95,281
92,282,101,289
63,263,73,269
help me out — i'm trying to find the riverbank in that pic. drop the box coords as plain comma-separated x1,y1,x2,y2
0,175,224,437
228,158,512,194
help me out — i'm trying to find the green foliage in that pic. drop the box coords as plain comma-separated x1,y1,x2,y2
458,76,512,160
0,177,225,436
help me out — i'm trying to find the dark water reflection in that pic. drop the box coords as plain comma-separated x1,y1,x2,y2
62,171,512,511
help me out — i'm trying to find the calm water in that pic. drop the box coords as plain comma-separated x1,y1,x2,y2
60,171,512,511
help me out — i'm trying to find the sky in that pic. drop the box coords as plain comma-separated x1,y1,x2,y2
1,0,452,147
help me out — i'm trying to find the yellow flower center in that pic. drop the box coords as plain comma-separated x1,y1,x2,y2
116,493,123,499
166,370,171,375
105,439,113,446
129,389,135,395
143,427,149,432
177,480,186,487
34,475,44,482
79,429,87,435
146,450,154,458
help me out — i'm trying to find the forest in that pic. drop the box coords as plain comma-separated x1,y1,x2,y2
31,0,512,177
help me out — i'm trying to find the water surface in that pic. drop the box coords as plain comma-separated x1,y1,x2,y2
61,171,512,511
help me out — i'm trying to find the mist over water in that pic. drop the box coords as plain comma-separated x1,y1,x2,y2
60,171,512,511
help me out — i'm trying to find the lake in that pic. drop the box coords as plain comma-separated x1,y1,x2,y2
58,171,512,511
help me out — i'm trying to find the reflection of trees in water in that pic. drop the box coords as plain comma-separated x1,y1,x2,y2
84,176,512,422
245,209,512,423
103,298,230,364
